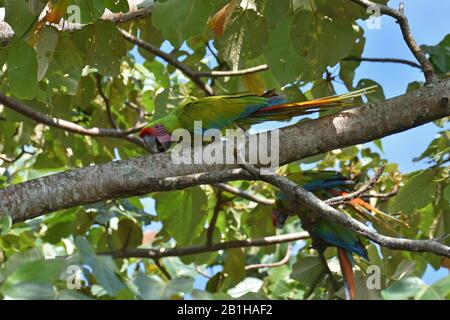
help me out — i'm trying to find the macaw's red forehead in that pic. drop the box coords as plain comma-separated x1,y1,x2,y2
139,127,154,138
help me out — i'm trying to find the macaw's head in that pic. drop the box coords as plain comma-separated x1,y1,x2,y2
139,123,172,153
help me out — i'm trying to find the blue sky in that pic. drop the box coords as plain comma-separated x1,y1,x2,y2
137,0,449,288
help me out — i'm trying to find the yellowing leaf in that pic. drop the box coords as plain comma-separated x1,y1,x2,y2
208,0,238,36
243,73,265,95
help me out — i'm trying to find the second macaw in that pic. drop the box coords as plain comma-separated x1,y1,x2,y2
139,87,376,153
274,183,368,300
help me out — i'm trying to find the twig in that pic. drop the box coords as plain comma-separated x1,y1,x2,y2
109,232,310,259
343,57,421,69
118,28,214,96
239,162,450,258
325,166,384,205
95,74,118,129
214,183,275,205
153,259,172,280
0,146,35,163
195,266,211,279
206,191,222,246
245,243,292,270
349,0,436,83
118,29,268,94
361,186,399,201
197,65,269,78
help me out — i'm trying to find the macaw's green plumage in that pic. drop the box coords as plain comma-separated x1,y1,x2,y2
139,87,376,153
273,170,370,300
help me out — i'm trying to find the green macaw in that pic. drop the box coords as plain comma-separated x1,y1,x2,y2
139,87,376,153
273,170,406,299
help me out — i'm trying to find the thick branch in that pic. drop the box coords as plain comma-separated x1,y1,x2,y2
349,0,436,83
111,232,309,259
0,80,449,222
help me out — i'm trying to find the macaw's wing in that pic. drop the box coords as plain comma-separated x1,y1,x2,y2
177,93,283,133
286,171,352,191
313,219,368,260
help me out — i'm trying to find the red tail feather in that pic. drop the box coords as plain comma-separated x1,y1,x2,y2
337,247,356,300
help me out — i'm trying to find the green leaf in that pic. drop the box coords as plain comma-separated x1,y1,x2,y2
224,248,246,285
134,274,194,300
381,277,427,300
227,277,263,298
75,236,126,296
422,35,450,75
242,204,275,242
5,0,37,39
290,255,325,288
35,26,59,81
155,187,208,246
103,0,129,13
152,0,216,47
0,215,12,235
216,10,269,70
291,10,357,73
73,21,127,76
388,170,437,215
6,40,39,99
265,16,307,85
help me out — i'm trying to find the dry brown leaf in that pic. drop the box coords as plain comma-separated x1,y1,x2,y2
243,73,266,95
208,0,239,36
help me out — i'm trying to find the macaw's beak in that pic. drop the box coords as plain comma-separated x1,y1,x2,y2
142,134,172,153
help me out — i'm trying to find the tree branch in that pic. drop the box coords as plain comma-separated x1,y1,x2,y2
196,65,269,78
206,191,222,246
0,3,154,45
325,166,384,205
0,80,449,222
0,93,146,149
245,243,292,270
343,57,422,69
0,146,35,164
118,28,214,96
213,183,275,205
349,0,437,83
110,232,310,259
95,74,118,129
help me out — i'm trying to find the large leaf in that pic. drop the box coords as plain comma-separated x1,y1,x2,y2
154,187,208,246
6,40,39,99
388,170,437,215
75,237,126,296
152,0,217,47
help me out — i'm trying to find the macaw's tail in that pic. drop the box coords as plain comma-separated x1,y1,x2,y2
328,189,410,230
248,86,377,123
337,247,356,300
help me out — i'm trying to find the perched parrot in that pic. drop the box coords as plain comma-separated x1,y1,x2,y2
139,87,376,153
272,170,403,300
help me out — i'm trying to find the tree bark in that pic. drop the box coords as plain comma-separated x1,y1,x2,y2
0,80,449,222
